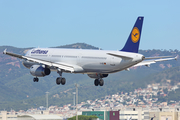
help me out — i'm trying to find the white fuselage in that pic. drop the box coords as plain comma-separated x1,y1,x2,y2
22,48,144,74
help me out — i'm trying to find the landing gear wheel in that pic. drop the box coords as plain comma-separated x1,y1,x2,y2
61,78,66,85
94,79,99,86
33,77,39,82
99,79,104,86
56,77,61,85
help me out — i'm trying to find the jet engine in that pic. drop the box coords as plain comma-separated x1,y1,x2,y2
87,74,108,79
30,65,51,77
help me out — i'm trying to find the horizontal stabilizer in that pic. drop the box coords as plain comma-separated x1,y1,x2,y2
144,56,173,60
107,53,133,59
134,56,177,67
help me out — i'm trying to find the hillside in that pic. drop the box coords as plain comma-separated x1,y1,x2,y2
0,43,179,110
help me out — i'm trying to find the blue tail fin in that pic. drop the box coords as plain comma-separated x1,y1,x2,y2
121,17,144,53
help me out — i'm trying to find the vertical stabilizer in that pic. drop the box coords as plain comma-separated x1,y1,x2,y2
121,17,144,53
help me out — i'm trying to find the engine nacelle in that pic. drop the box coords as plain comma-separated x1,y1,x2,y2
88,74,109,79
30,65,51,77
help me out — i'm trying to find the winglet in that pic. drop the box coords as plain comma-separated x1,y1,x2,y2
175,55,178,60
3,49,7,54
121,16,144,53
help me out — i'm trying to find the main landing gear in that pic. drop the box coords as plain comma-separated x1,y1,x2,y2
56,69,66,85
94,78,104,86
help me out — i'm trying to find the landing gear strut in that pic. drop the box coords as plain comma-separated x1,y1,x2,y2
33,77,39,82
94,78,104,86
56,69,66,85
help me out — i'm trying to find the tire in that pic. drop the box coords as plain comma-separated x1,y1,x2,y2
94,79,99,86
36,78,39,82
61,78,66,85
56,77,61,85
33,78,36,82
99,79,104,86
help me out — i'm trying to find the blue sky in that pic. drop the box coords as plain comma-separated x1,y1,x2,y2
0,0,180,50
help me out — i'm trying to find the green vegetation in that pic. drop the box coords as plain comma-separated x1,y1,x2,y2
68,115,98,120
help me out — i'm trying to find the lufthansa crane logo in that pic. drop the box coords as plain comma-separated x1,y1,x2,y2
131,27,140,43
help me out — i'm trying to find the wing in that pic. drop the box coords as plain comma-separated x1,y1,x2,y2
3,49,75,72
134,56,178,67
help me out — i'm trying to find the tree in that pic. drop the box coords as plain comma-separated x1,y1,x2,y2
170,80,175,86
163,88,168,94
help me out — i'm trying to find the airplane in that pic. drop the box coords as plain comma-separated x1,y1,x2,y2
3,16,177,86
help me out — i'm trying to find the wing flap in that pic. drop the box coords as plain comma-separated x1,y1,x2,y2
51,62,74,72
23,56,52,66
133,60,155,67
23,56,75,72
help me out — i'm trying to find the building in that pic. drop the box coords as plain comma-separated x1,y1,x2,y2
149,108,178,120
119,108,147,120
119,107,180,120
17,115,63,120
0,111,17,120
0,111,63,120
82,111,119,120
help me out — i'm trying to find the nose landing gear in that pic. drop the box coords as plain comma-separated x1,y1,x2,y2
33,77,39,82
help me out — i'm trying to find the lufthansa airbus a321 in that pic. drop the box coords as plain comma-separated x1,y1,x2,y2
3,17,177,86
